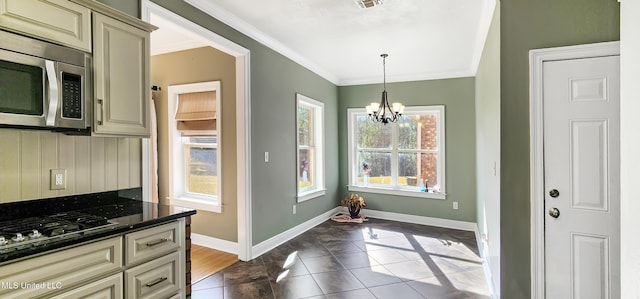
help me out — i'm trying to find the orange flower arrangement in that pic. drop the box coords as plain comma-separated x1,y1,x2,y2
341,193,366,210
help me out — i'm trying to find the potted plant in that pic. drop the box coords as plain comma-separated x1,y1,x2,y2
341,193,366,218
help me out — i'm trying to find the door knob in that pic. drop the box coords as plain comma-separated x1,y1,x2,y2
548,208,560,218
549,189,560,198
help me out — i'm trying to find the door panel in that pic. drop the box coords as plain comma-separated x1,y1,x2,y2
570,120,609,211
571,233,609,299
543,55,620,299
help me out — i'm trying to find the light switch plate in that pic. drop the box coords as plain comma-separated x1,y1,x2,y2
50,169,67,190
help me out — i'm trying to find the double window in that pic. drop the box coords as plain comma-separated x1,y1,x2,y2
296,93,325,202
168,82,222,212
347,106,446,199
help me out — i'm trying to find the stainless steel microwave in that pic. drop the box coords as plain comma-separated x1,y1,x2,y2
0,30,91,132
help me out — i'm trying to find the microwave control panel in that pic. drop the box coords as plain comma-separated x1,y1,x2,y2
61,73,82,119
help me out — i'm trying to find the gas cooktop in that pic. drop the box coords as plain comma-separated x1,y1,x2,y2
0,211,118,255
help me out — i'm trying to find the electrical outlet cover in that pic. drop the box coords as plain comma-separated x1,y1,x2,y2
50,169,67,190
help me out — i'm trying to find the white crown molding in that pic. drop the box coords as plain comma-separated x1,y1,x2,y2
339,69,476,86
184,0,339,85
183,0,483,86
470,0,496,76
469,0,497,76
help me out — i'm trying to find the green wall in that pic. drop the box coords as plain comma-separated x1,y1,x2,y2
96,0,139,17
338,78,477,222
145,1,339,245
500,0,619,298
475,1,500,295
151,47,238,242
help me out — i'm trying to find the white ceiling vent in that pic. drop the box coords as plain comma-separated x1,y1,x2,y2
354,0,383,9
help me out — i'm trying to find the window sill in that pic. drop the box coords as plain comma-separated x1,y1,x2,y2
297,189,326,203
168,195,222,213
348,185,446,200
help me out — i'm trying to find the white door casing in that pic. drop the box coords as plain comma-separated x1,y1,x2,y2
529,42,620,299
543,56,620,299
140,1,253,261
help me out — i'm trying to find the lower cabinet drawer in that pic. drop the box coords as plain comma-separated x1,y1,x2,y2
50,273,123,299
125,221,180,265
125,252,180,299
0,237,122,299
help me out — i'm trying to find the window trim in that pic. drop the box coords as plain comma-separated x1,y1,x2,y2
346,105,446,200
167,81,222,213
296,93,326,202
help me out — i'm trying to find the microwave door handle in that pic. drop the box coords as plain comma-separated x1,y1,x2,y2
44,60,59,127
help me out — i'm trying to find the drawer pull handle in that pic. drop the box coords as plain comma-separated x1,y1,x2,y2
145,277,168,288
146,238,169,247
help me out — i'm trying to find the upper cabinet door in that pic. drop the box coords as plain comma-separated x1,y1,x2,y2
93,13,150,137
0,0,91,52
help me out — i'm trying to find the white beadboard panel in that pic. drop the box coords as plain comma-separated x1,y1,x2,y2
0,130,143,203
91,137,106,192
74,136,92,195
117,139,130,188
40,132,59,199
20,131,41,200
104,138,118,191
129,138,142,187
0,130,21,203
58,134,76,196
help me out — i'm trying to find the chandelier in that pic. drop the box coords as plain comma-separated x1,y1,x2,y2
365,54,404,124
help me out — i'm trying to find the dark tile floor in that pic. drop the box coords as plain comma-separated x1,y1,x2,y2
192,217,490,299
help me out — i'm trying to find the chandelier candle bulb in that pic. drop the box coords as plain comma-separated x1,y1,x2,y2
392,102,403,113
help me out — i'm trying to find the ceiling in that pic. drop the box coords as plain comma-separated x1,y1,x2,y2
151,0,496,86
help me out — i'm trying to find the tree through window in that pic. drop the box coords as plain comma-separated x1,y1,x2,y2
348,106,446,199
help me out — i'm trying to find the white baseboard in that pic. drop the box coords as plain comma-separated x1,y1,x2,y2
191,233,239,255
361,208,477,231
251,207,340,258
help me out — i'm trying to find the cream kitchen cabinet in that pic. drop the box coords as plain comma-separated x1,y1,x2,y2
0,220,186,299
50,273,123,299
124,221,185,299
0,0,155,137
0,0,92,52
92,12,151,137
125,252,181,299
125,220,181,266
0,237,123,299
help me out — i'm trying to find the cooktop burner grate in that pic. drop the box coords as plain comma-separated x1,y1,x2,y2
0,211,117,253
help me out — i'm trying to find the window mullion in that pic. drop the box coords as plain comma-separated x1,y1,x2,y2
391,122,399,187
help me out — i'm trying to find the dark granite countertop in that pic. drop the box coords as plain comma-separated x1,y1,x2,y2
0,188,196,265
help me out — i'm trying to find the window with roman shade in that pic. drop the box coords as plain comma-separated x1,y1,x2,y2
168,81,221,213
175,91,216,136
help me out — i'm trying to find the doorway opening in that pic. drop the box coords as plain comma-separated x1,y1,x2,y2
140,0,252,261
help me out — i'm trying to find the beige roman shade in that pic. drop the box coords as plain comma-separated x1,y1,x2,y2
175,91,216,136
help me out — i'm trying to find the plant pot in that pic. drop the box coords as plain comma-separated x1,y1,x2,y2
349,206,361,218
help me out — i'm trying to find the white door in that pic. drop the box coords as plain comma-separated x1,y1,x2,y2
543,55,620,299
